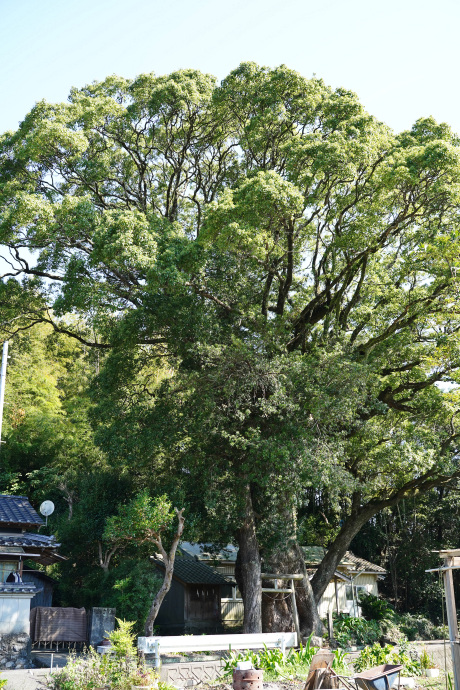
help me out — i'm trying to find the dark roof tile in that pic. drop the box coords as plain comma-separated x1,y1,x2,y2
0,535,60,548
154,556,230,585
0,495,43,526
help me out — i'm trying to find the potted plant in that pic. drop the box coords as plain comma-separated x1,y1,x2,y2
129,667,159,689
420,649,440,678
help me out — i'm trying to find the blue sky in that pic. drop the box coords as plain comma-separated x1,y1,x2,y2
2,0,460,135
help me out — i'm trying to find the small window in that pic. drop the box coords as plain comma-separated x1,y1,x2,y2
346,585,366,600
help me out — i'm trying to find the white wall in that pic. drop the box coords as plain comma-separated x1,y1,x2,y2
318,575,379,618
0,594,34,634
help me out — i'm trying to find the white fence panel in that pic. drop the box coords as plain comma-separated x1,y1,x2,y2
138,631,298,667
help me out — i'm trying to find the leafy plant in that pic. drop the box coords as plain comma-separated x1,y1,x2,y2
354,642,422,676
354,643,394,672
47,647,134,690
128,667,159,687
398,613,447,642
332,648,351,675
359,593,395,622
222,637,319,678
420,649,435,670
334,614,381,647
108,618,137,659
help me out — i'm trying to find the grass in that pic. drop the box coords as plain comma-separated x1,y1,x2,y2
416,672,449,690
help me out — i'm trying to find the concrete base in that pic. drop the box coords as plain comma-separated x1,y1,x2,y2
158,659,225,686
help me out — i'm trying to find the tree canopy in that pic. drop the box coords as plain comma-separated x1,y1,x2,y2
2,62,460,633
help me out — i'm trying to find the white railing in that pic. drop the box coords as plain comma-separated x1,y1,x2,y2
138,631,298,668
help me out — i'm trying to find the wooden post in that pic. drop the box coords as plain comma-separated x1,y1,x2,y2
327,610,334,639
443,556,460,690
334,580,339,614
290,579,300,645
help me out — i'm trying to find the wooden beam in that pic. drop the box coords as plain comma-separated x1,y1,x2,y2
290,579,300,645
261,573,304,580
262,587,293,593
443,557,460,690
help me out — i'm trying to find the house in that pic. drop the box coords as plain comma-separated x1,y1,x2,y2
180,542,385,624
0,494,65,633
21,569,56,608
303,546,386,617
151,553,231,634
179,543,242,626
0,494,65,668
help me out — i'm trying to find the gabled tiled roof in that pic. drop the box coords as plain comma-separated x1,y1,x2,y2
153,556,230,585
0,534,58,548
303,546,385,574
0,495,43,527
0,583,37,594
344,551,386,574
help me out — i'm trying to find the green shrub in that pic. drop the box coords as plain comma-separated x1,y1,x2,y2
359,593,395,622
46,646,159,690
398,613,447,641
108,618,137,658
331,648,351,675
354,641,422,676
223,636,319,677
334,614,381,647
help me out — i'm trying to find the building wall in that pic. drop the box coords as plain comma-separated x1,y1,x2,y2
317,575,379,618
202,558,381,623
212,565,235,577
0,593,35,634
184,585,222,633
154,577,185,633
221,599,244,623
21,572,53,609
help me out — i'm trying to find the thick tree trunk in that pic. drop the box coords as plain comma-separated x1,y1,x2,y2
261,542,323,637
311,495,377,603
237,486,262,633
294,541,323,636
262,589,292,632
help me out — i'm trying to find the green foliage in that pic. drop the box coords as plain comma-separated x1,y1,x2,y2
223,637,319,677
104,492,174,544
331,648,351,675
108,619,137,659
0,675,6,690
354,642,422,675
398,614,447,642
334,605,447,648
334,614,381,647
4,63,460,630
46,646,158,690
106,563,162,634
420,649,437,670
360,593,395,622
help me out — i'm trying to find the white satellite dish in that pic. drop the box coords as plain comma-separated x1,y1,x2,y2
39,500,55,517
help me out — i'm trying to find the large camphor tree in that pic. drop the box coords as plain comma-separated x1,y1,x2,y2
2,63,460,634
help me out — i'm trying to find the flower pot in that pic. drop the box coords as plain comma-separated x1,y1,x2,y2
424,669,440,678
